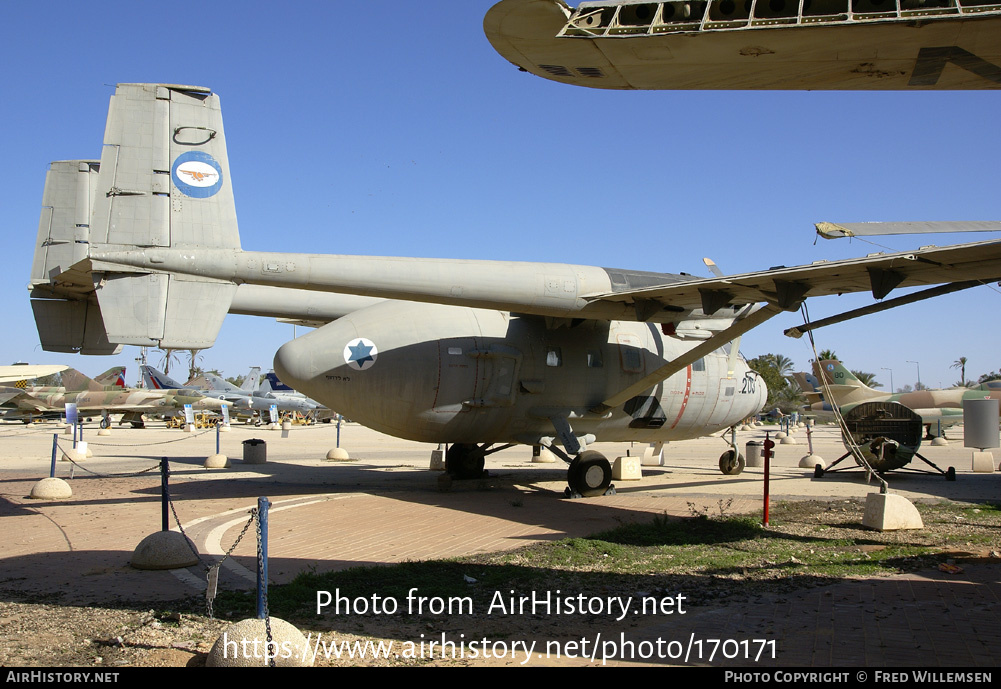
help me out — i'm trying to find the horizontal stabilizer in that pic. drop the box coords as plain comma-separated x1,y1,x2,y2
29,294,122,355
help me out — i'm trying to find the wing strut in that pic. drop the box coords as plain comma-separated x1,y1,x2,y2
592,303,784,413
783,279,993,338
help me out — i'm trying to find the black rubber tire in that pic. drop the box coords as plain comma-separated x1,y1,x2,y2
446,443,485,479
567,451,613,497
719,449,745,475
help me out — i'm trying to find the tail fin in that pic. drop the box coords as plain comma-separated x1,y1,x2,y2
264,371,295,392
141,365,188,391
791,371,824,405
59,367,106,392
812,359,884,406
242,367,262,393
30,84,239,354
94,366,127,388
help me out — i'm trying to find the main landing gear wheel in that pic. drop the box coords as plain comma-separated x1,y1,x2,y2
445,443,486,480
566,451,613,498
719,449,745,475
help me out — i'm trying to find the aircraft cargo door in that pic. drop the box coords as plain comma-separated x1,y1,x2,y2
706,378,737,429
433,338,482,416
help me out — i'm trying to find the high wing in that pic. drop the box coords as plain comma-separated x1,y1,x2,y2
586,239,1001,313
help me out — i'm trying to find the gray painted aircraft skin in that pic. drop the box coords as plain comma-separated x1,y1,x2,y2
484,0,1001,90
142,365,313,415
27,83,1001,495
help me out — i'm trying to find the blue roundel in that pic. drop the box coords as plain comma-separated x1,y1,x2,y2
826,364,835,371
171,151,223,198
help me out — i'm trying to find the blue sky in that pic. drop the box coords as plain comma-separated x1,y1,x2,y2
3,0,999,390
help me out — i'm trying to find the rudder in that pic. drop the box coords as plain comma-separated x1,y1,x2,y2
30,84,240,354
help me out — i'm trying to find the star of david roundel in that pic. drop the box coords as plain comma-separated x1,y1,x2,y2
344,338,378,371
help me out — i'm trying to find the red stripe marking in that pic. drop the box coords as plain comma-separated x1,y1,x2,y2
669,365,693,430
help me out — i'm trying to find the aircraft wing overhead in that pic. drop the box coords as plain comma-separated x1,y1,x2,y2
585,239,1001,313
0,365,68,384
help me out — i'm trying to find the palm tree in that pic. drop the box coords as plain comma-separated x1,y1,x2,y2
156,348,180,376
851,370,882,388
951,356,969,387
186,349,204,383
748,353,797,410
817,349,839,362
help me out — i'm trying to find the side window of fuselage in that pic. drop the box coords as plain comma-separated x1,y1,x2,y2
546,346,562,367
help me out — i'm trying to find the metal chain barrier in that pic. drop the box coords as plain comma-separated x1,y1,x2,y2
203,507,257,619
84,426,216,447
54,439,161,478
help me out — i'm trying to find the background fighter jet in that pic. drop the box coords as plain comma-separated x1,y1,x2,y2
144,365,316,418
484,0,1001,90
808,359,999,437
3,366,229,426
27,83,1001,496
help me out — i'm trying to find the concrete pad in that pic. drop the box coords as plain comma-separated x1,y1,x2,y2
204,453,230,469
798,454,826,470
131,531,199,570
29,477,73,500
862,493,924,531
429,447,445,470
972,450,995,473
532,446,558,463
60,450,85,463
207,617,311,667
612,455,642,480
641,442,664,466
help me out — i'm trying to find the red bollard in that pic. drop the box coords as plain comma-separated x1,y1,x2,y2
762,433,775,526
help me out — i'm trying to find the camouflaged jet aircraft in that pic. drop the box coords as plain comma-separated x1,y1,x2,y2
27,83,1001,497
807,359,1001,435
484,0,1001,90
3,366,230,426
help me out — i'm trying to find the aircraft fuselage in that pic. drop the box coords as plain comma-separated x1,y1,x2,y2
274,301,766,447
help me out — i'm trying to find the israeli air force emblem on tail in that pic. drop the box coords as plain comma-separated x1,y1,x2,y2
171,151,223,198
344,338,378,370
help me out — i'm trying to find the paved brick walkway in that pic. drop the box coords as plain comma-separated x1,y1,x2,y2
2,422,999,666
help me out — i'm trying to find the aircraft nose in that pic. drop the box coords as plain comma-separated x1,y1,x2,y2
274,337,312,391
